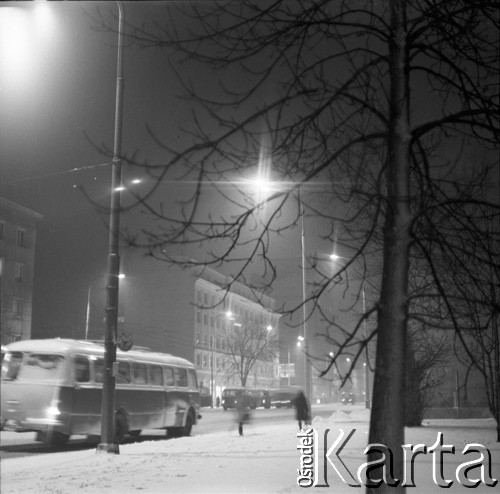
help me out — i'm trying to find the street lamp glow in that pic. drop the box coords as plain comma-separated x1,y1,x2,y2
118,273,125,279
266,325,273,332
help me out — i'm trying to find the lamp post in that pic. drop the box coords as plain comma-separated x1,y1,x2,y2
248,177,310,401
330,253,371,409
298,191,312,404
97,0,124,455
210,330,215,408
362,289,371,409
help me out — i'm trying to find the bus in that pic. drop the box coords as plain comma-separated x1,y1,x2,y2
0,339,201,445
221,387,271,410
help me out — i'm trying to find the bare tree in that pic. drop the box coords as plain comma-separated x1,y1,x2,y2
405,323,450,427
451,226,500,440
90,1,498,491
224,323,278,388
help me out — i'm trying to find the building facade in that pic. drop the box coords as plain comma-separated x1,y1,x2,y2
0,197,43,345
85,253,281,404
193,269,281,405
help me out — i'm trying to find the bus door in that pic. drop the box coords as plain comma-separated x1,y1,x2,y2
172,367,189,426
70,355,101,436
163,366,178,427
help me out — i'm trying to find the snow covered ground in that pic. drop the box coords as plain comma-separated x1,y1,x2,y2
1,411,498,493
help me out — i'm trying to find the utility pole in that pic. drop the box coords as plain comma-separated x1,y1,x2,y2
97,0,124,455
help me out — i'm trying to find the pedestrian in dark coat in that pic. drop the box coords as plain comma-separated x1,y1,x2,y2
292,391,310,430
236,393,251,436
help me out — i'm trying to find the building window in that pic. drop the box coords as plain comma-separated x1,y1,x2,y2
203,313,208,326
14,263,24,283
16,228,26,247
202,354,208,368
196,311,202,324
195,330,201,346
196,352,202,367
210,315,214,328
0,222,4,239
13,298,24,319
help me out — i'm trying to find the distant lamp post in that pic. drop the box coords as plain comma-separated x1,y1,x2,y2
97,0,125,455
362,289,370,409
330,253,371,410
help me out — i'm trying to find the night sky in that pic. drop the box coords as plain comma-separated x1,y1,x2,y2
1,2,341,352
1,2,196,334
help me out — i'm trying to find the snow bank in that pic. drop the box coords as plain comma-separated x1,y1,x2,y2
1,418,498,493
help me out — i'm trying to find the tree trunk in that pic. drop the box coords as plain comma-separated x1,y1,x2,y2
367,1,411,492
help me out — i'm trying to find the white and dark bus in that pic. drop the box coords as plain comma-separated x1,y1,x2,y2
1,339,201,445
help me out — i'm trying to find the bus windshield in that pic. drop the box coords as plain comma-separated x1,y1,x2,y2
2,352,65,381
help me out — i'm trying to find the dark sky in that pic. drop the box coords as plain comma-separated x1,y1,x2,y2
0,1,194,334
0,1,354,359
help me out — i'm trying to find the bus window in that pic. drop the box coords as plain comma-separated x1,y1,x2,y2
2,351,23,380
17,354,64,381
148,365,163,386
117,361,131,384
174,367,188,387
187,369,197,389
74,356,90,382
94,358,104,383
132,363,147,384
164,367,174,387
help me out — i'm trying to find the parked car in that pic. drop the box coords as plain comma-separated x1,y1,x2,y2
270,389,297,408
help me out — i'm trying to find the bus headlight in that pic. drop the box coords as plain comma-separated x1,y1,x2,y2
46,400,61,418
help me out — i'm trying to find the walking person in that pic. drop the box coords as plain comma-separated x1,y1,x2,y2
236,392,251,436
292,390,310,430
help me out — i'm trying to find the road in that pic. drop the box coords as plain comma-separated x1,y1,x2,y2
0,404,339,461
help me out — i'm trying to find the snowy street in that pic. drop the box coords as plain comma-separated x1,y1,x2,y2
1,408,498,494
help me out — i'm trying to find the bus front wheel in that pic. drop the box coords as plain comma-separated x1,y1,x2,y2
182,410,195,437
37,430,69,446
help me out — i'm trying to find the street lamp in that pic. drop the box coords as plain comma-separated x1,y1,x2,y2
248,176,312,401
209,310,234,408
97,0,125,455
330,253,371,409
362,289,370,410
